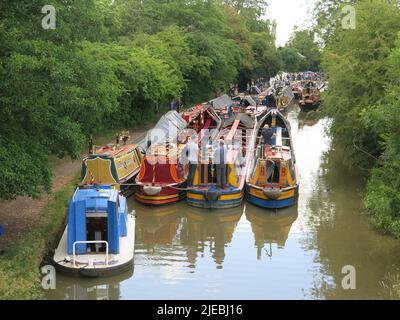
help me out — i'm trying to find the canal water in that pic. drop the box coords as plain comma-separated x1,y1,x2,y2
47,105,400,300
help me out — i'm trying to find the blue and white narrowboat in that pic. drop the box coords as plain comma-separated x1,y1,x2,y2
53,185,136,277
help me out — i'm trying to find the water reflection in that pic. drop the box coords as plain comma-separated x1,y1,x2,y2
135,201,244,270
50,269,133,300
305,147,400,299
297,110,319,129
136,205,181,249
246,206,298,260
180,207,243,269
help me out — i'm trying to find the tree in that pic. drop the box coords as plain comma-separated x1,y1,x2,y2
317,0,400,237
280,29,321,72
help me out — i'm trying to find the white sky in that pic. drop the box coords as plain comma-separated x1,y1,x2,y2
265,0,317,47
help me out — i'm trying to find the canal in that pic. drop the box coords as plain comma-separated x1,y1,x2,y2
47,105,400,300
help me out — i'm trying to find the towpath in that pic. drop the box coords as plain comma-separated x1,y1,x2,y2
0,127,149,251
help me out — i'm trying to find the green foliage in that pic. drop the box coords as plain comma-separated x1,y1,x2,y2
319,0,400,237
280,30,321,72
251,32,281,79
313,0,350,45
364,34,400,238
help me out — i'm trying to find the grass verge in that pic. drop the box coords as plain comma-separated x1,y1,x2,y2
0,174,79,300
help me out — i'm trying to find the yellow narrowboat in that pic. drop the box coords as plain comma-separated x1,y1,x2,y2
81,142,142,196
245,109,299,209
187,112,260,209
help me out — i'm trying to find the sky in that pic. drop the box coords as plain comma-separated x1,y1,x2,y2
265,0,318,47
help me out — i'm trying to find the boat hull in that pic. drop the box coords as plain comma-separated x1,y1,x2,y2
245,185,299,209
135,185,186,206
54,258,134,278
187,187,244,209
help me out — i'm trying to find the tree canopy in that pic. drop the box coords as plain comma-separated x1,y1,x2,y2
318,0,400,237
0,0,283,199
280,29,321,72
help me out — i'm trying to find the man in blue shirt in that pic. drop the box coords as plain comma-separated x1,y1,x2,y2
228,104,234,118
261,125,276,146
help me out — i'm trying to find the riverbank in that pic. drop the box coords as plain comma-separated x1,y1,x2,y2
0,120,156,300
0,177,79,299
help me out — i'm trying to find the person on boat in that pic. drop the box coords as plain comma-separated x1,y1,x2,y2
261,125,276,146
214,139,228,189
228,104,234,119
88,135,94,155
186,137,199,188
122,131,130,145
115,133,120,146
265,92,277,109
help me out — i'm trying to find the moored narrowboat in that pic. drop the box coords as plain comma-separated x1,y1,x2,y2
81,140,142,196
245,109,299,209
53,185,136,277
187,112,260,209
135,141,188,205
276,86,295,111
135,105,222,206
299,81,321,111
291,81,303,100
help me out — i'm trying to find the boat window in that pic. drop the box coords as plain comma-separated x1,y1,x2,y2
86,216,108,253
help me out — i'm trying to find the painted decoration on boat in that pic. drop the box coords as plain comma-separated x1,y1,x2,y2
245,109,299,209
81,144,142,195
187,101,267,209
135,105,222,206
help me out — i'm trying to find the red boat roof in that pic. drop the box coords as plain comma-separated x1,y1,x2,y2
93,144,137,158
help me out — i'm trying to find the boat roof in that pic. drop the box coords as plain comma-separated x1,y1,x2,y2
137,111,187,151
208,94,233,110
91,144,137,158
259,109,291,131
224,113,254,129
72,186,119,212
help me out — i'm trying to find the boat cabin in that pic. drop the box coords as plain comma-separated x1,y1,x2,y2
81,144,142,194
67,186,128,255
250,110,296,189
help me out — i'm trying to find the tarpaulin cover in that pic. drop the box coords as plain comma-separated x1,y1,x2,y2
138,111,187,152
208,94,233,110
